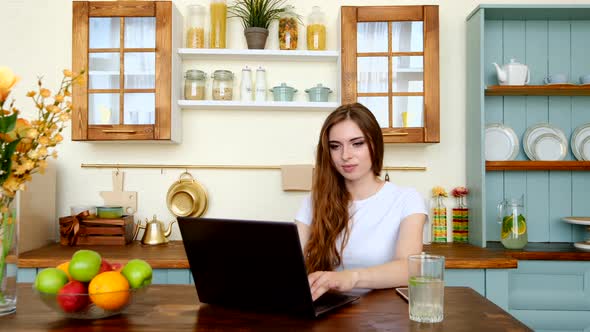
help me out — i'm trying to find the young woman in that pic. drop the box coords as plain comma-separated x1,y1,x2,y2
295,103,427,301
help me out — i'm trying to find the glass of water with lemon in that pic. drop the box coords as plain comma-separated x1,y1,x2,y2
408,253,445,323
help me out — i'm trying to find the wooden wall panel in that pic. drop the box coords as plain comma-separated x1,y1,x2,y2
484,20,503,88
525,21,548,85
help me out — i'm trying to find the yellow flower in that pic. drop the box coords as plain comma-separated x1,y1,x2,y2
38,136,50,146
51,151,58,158
63,69,73,77
54,94,64,103
40,88,51,98
26,128,39,139
0,66,20,102
54,133,63,143
432,186,448,198
59,113,70,121
26,91,36,97
46,104,60,113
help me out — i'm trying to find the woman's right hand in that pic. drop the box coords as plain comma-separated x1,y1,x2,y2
308,270,359,301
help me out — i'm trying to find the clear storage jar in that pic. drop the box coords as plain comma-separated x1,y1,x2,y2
279,5,298,50
184,70,206,100
212,70,233,100
307,6,326,51
186,5,205,48
210,0,227,48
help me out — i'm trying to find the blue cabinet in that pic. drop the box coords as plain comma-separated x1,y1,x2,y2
18,268,195,285
506,261,590,331
466,5,590,247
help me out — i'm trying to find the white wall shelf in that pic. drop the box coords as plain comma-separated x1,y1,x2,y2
178,48,340,62
178,100,339,111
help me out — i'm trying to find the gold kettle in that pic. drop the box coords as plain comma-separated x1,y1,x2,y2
135,215,176,245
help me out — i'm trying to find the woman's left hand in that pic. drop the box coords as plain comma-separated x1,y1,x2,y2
308,270,358,301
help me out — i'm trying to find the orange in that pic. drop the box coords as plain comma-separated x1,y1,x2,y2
88,271,130,311
56,261,72,281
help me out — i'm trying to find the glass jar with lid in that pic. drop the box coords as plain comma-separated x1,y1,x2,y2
210,0,227,48
307,6,326,51
279,5,299,50
212,70,233,100
184,70,206,100
186,4,206,48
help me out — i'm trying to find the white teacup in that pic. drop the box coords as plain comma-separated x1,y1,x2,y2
580,74,590,85
544,73,568,84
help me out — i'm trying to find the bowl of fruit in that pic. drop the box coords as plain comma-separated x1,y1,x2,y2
33,249,153,319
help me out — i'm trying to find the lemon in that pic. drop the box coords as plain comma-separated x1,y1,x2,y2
516,217,527,235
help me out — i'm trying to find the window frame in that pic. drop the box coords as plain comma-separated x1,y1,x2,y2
72,1,172,141
341,6,440,143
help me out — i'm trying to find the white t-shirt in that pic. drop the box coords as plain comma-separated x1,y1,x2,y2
295,182,427,271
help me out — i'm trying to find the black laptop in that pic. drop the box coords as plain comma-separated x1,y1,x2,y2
177,217,360,317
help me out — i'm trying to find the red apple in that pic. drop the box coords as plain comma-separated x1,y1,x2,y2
98,259,113,274
110,262,123,272
57,280,89,312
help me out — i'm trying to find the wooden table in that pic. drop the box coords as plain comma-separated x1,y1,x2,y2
1,284,531,331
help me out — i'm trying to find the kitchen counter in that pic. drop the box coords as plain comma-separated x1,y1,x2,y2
0,284,531,331
17,241,590,269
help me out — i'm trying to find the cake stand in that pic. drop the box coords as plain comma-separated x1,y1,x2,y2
562,217,590,251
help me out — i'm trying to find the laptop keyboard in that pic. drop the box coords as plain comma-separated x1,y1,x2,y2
313,292,358,315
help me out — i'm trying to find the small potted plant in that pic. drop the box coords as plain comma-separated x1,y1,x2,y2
228,0,297,49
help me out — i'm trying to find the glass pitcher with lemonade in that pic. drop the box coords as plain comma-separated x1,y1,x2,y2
497,195,527,249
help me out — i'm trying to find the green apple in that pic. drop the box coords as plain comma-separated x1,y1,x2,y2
68,249,102,282
121,259,152,289
34,268,69,294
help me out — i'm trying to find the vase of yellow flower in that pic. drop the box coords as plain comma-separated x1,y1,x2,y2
0,66,83,316
431,186,448,243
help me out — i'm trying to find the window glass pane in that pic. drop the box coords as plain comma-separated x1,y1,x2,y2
125,17,156,48
89,53,120,89
124,52,155,89
89,18,120,49
392,21,423,52
357,57,388,93
358,97,389,128
393,56,423,92
124,93,155,125
357,22,388,53
393,96,423,127
89,93,120,125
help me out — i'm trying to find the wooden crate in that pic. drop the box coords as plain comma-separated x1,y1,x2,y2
59,215,136,246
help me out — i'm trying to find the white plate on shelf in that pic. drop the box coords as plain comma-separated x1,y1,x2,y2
574,242,590,251
523,123,567,160
485,124,519,161
562,217,590,226
580,136,590,160
571,123,590,161
531,132,567,160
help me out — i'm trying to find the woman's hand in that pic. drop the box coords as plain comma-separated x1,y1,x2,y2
308,270,359,301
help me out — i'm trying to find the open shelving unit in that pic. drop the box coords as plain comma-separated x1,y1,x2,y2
178,48,340,62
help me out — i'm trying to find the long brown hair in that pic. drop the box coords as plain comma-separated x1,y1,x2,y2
305,103,384,273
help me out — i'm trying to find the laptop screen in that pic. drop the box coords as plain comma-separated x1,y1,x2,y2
178,217,317,316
